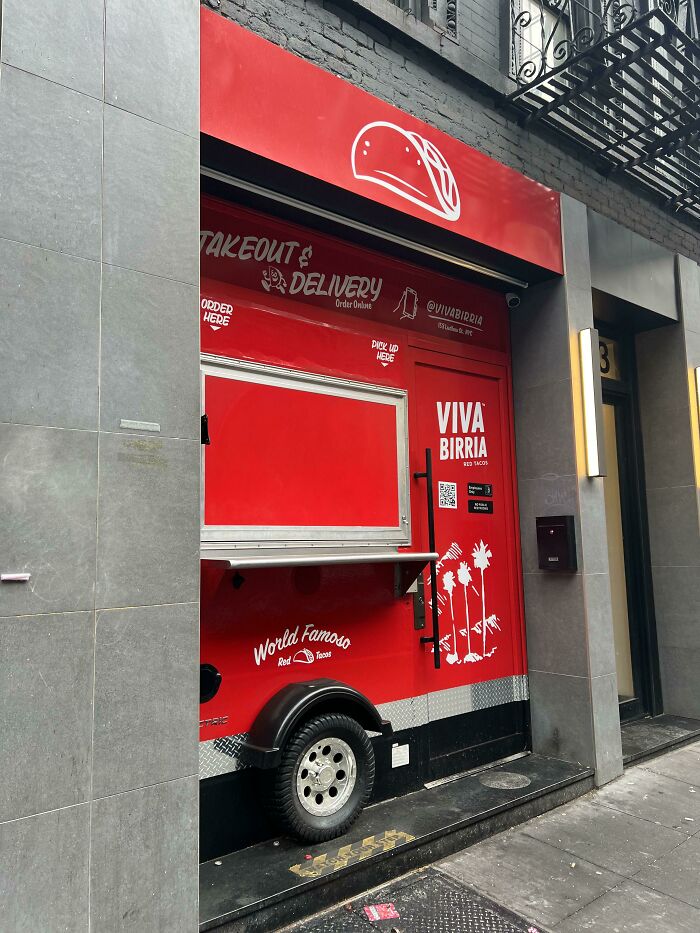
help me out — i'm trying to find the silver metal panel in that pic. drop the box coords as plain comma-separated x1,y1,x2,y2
472,675,519,710
200,355,411,549
376,694,430,731
199,734,249,780
428,682,475,721
428,674,530,723
512,674,530,702
119,419,161,432
199,549,438,569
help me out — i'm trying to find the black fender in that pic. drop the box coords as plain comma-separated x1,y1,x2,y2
240,679,392,769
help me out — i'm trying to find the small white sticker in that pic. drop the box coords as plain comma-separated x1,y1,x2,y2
391,743,410,768
119,419,161,432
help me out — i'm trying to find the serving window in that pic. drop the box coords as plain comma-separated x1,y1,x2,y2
201,355,411,549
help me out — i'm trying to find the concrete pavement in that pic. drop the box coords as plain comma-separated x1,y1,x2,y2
437,739,700,931
289,738,700,931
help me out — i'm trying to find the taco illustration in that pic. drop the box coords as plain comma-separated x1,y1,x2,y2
351,122,460,222
293,648,315,664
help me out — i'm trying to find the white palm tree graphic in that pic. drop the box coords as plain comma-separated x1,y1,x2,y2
472,540,492,657
457,561,473,658
442,570,459,664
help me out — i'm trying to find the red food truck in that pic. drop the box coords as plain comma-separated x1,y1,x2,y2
198,195,529,845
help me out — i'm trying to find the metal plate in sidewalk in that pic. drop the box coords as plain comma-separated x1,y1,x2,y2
292,868,544,932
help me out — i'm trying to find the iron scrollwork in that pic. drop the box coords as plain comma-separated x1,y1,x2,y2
511,1,639,86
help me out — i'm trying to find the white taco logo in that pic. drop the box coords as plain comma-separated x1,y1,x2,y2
351,121,460,222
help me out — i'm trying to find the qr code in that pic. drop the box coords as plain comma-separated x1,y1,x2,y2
438,481,457,509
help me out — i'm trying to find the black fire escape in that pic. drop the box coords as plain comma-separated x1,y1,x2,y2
507,1,700,221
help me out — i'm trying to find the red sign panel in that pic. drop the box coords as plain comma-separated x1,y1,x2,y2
200,8,562,273
201,198,509,355
203,372,401,529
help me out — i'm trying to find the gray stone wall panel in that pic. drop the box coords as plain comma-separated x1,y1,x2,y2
0,66,102,260
89,777,199,933
0,804,90,933
0,423,98,617
105,0,199,135
92,603,199,798
0,238,100,431
0,612,94,822
528,670,594,766
102,105,199,284
588,210,677,321
0,0,105,98
95,433,200,610
99,266,200,440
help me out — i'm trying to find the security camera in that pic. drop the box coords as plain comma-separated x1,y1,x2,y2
505,292,521,310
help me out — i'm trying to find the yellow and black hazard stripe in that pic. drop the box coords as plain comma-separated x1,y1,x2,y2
289,829,416,879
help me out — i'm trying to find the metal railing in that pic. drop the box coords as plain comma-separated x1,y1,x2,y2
507,1,700,220
510,1,698,85
385,0,457,39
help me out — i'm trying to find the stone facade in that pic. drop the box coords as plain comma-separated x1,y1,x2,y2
0,2,201,930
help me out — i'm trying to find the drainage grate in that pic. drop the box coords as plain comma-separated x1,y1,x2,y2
292,868,543,932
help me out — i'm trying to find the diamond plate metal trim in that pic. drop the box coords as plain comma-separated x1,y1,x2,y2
428,674,529,723
428,681,475,721
198,676,529,779
199,733,248,779
376,694,430,731
513,674,529,702
472,675,522,710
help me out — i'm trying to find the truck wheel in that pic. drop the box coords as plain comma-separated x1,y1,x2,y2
271,713,375,843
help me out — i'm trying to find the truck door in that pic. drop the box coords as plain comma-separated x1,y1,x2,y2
411,347,527,780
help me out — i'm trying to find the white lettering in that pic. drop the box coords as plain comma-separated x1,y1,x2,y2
199,230,307,266
459,402,473,433
221,234,240,258
253,237,271,262
472,402,485,433
205,231,224,257
238,235,257,261
253,626,299,666
437,402,450,434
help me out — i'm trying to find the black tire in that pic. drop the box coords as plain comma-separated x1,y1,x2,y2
270,713,375,843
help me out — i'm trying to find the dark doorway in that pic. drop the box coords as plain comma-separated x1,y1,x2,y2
598,328,662,722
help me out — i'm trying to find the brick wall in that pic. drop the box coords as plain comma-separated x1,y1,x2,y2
215,0,700,262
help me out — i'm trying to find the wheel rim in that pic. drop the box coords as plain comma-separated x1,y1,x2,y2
295,736,357,816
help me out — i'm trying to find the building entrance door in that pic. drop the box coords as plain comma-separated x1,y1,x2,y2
411,346,528,779
599,331,662,721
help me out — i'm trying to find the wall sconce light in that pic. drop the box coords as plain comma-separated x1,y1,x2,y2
579,328,606,478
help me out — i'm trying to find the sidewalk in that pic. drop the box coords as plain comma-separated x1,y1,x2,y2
288,739,700,932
